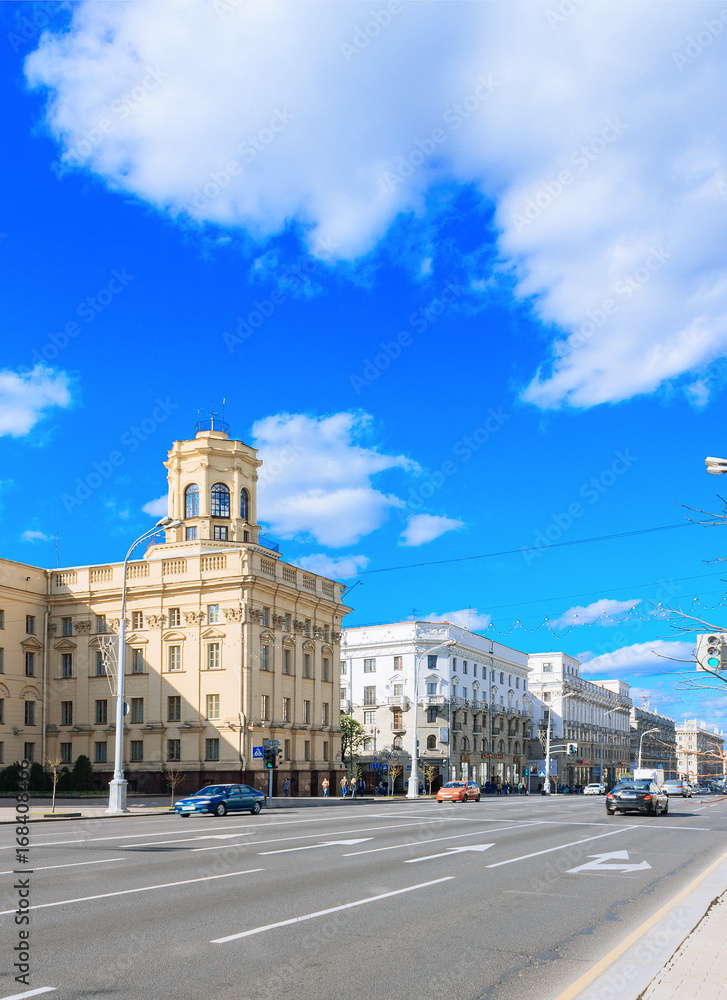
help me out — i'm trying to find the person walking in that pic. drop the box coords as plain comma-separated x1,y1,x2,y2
283,778,290,798
340,775,349,798
322,778,329,797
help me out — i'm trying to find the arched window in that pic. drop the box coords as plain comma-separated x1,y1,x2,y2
461,737,469,751
185,484,199,518
482,738,488,753
426,734,436,750
240,488,249,520
498,739,504,753
211,483,230,518
514,741,520,755
393,736,403,750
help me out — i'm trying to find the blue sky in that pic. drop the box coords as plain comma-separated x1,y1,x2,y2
3,1,727,729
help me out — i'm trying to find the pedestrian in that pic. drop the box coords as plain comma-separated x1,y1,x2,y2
322,778,329,797
351,778,357,798
340,775,349,798
283,778,290,798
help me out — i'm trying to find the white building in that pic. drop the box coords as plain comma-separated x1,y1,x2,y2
675,719,725,782
342,621,531,790
528,653,632,789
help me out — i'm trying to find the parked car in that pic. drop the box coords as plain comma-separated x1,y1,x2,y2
663,780,692,798
584,783,606,795
436,781,481,803
174,783,265,817
606,780,668,816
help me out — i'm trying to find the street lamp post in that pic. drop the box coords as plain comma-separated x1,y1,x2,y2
638,727,660,770
408,636,455,799
544,692,575,794
107,516,182,814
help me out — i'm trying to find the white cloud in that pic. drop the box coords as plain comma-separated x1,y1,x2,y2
550,597,642,630
294,553,369,580
400,513,464,547
25,3,727,408
423,608,492,631
142,495,168,517
251,411,417,547
21,530,51,542
0,365,72,437
578,640,694,678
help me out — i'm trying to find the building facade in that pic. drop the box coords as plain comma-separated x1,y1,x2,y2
342,621,531,791
0,422,351,794
629,705,676,776
528,653,632,789
675,719,725,782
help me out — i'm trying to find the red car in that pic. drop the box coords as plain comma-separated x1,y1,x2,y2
436,781,481,803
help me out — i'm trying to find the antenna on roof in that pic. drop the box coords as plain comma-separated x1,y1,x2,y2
222,397,226,427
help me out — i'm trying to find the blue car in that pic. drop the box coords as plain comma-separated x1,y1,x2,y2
174,783,265,817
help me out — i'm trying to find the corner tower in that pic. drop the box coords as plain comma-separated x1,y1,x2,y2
163,418,262,547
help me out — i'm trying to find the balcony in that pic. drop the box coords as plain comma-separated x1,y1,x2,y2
387,696,411,709
424,696,446,707
452,697,469,707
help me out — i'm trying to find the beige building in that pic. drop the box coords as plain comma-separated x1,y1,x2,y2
0,421,351,795
675,719,725,782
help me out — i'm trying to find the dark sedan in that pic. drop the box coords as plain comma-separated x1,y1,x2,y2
606,780,668,816
174,783,265,817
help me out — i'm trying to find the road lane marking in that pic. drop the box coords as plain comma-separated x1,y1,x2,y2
567,850,650,874
0,858,124,875
0,990,56,1000
189,820,464,853
405,844,494,863
343,822,542,856
553,847,727,1000
211,877,456,943
486,827,636,867
259,838,373,855
0,869,264,915
120,833,255,848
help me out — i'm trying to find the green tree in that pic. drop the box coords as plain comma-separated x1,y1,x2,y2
0,763,21,792
339,714,367,776
71,754,95,791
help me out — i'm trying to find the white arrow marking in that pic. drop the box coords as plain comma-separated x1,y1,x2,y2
405,844,494,864
259,839,373,855
567,850,651,874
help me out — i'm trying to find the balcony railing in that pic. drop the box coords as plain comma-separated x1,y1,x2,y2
387,696,411,709
424,696,446,706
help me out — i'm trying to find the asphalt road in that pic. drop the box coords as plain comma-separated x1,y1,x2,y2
1,793,726,1000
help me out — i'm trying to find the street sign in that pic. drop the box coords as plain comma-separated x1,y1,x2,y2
371,763,380,769
252,746,264,758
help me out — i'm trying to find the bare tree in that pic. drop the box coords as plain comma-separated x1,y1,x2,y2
162,759,186,808
46,757,63,814
424,761,439,795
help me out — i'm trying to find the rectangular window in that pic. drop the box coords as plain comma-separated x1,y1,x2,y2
283,697,291,723
322,658,330,682
206,694,220,720
474,665,478,678
0,648,3,672
363,686,376,706
393,683,403,696
96,615,108,634
132,648,144,673
0,699,3,724
205,738,219,761
284,613,291,632
168,739,180,761
131,741,143,761
304,619,311,636
363,658,376,673
169,607,181,627
284,739,291,761
262,607,270,626
426,682,437,696
95,700,108,725
364,711,376,725
323,741,329,761
303,654,311,678
213,525,228,540
304,740,311,761
168,645,181,671
0,742,3,764
427,707,437,723
261,694,270,720
543,661,552,672
61,653,73,678
427,654,438,670
463,661,468,675
26,615,35,634
131,611,143,630
186,526,197,541
340,660,347,675
95,742,107,763
392,708,403,729
322,703,329,726
207,642,221,670
96,651,106,676
207,604,220,623
25,652,35,677
60,742,72,764
24,743,34,763
0,609,4,628
261,645,270,671
304,700,311,724
393,655,403,670
130,698,144,723
25,701,35,726
62,617,73,636
283,648,292,675
168,696,181,722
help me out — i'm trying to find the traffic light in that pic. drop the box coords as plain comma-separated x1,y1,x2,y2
567,742,578,755
264,747,279,769
523,768,529,777
701,634,727,671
